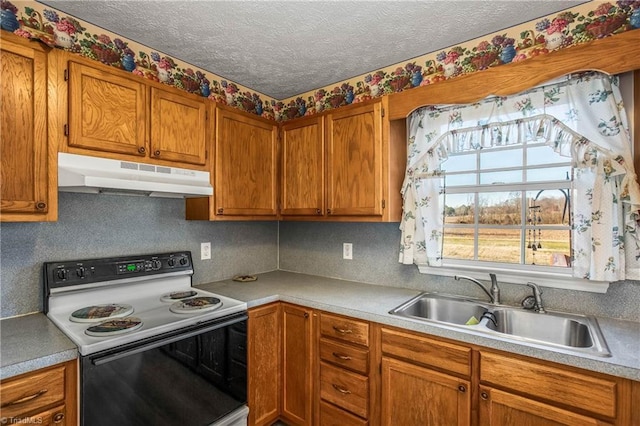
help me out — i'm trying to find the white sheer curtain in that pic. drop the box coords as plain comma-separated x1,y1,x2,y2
399,72,640,282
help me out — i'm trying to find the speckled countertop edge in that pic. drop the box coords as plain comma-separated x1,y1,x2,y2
197,270,640,381
1,313,77,380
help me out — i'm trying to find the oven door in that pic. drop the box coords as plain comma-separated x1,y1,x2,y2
81,312,247,426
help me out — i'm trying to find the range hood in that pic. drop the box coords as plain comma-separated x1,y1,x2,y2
58,153,213,198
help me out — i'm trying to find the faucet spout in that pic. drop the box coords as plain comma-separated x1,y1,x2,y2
454,275,499,304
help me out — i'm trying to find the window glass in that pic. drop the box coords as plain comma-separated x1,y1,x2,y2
527,145,568,166
478,192,521,225
443,153,476,172
477,228,522,263
526,166,571,182
480,149,523,169
480,170,523,185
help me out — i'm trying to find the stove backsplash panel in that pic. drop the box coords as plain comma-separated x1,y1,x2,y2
0,193,277,318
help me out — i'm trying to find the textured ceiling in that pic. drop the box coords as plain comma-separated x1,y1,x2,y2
40,0,588,99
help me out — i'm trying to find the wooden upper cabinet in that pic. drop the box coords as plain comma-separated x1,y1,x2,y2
150,87,207,165
280,115,325,216
214,106,278,217
1,32,54,221
326,101,383,217
67,60,147,157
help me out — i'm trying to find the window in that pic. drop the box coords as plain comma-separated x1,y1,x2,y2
441,142,572,271
399,72,640,292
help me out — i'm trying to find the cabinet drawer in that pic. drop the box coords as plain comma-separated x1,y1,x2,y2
320,400,368,426
320,338,369,374
320,362,369,419
480,351,618,419
0,365,66,418
381,327,471,377
320,312,369,347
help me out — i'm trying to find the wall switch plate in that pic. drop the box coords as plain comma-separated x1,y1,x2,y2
343,243,353,260
201,242,211,260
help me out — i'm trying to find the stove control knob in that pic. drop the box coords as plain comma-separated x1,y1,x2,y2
56,269,68,280
179,257,188,266
76,267,86,278
151,259,162,270
167,258,176,267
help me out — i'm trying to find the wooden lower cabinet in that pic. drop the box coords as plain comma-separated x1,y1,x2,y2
0,360,76,426
281,303,314,426
478,385,612,426
246,303,637,426
380,357,471,426
248,303,281,426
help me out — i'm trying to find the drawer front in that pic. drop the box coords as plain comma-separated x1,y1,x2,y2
320,362,369,419
381,327,471,377
480,351,617,419
320,312,369,347
0,365,66,418
320,400,368,426
320,338,369,374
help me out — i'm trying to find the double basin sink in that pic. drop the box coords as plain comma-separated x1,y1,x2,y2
389,293,611,357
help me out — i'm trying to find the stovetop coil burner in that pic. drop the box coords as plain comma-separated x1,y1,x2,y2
69,303,134,323
170,297,222,314
160,290,198,302
85,317,143,337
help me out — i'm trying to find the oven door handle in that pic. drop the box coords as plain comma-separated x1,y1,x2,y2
91,314,247,366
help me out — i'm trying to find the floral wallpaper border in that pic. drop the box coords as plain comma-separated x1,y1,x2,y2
1,1,639,122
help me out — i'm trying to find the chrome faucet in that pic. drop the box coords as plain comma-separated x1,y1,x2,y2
454,274,501,304
526,282,546,313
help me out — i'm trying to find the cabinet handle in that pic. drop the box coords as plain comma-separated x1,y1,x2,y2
138,146,146,154
332,326,352,334
481,391,489,400
0,389,48,408
53,412,65,424
36,202,47,210
332,352,352,361
332,384,351,395
458,385,466,393
154,150,161,157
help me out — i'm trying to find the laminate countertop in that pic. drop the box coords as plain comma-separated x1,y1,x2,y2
198,270,640,381
0,313,77,380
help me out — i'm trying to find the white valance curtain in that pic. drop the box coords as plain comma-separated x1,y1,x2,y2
399,72,640,282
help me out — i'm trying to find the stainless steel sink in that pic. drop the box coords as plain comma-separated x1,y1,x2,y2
389,293,611,357
389,293,489,326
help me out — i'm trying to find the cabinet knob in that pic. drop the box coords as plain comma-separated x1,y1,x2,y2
316,208,322,215
217,208,224,214
36,201,47,210
154,150,161,157
304,312,309,319
458,384,466,393
481,391,489,400
327,208,332,215
53,412,65,423
138,146,146,154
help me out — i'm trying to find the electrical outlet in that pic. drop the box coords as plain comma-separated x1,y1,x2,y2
343,243,353,260
201,242,211,260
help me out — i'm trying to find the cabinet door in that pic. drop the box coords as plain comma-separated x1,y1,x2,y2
326,101,383,216
479,386,612,426
68,61,147,156
248,304,281,426
150,87,207,165
215,107,278,216
281,116,325,216
281,304,314,426
381,357,470,426
0,38,49,216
